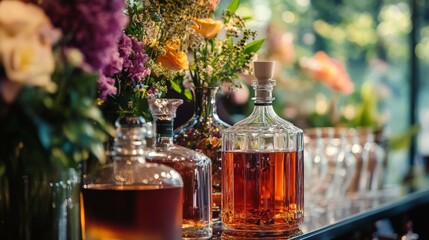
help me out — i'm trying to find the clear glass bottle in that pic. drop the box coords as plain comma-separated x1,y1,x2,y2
146,98,212,239
174,86,230,224
221,61,304,237
81,116,183,240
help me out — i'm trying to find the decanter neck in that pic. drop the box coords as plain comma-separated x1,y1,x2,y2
252,79,275,106
194,87,219,119
112,116,147,162
249,104,277,119
252,61,276,105
149,98,183,146
154,118,174,146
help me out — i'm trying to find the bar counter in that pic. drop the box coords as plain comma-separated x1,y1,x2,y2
210,182,429,239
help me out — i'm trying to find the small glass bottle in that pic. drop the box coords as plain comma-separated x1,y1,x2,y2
221,61,304,237
146,98,212,239
81,116,183,240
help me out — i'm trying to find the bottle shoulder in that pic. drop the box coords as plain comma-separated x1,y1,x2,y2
146,144,211,165
89,159,183,188
227,111,303,135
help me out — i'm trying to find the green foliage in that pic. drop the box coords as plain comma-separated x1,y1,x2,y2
350,82,382,128
102,0,211,119
125,1,145,41
388,125,420,151
0,57,113,173
307,112,334,128
189,2,264,89
226,0,240,14
243,39,265,55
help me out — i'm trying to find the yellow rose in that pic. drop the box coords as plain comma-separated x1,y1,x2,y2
156,42,189,70
192,18,223,39
0,1,59,92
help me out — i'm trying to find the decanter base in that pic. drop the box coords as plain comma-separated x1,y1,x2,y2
183,226,213,239
221,228,302,239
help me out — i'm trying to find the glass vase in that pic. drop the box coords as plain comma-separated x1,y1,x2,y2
174,87,230,223
0,152,81,240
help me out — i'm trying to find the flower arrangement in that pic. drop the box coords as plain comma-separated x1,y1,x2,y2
299,51,386,129
299,51,354,94
298,50,358,127
0,0,126,173
0,0,127,237
98,0,212,120
186,0,264,90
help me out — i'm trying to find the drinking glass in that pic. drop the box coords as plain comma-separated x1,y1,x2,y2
359,128,386,197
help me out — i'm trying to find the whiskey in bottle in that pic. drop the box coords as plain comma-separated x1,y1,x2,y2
81,117,183,240
146,98,212,239
221,61,304,237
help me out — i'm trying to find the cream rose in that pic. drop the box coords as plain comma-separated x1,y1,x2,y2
0,1,60,92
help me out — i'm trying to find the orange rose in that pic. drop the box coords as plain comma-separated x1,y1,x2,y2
192,18,223,39
301,51,354,94
328,58,354,94
311,51,339,81
156,42,189,70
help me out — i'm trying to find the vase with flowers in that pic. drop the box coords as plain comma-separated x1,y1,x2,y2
0,0,126,239
173,0,264,223
98,0,211,123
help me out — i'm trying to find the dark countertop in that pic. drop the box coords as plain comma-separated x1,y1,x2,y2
210,182,429,239
293,187,429,239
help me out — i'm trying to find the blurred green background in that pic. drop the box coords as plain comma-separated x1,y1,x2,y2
215,0,429,185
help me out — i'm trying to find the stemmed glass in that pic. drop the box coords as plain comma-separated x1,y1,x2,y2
359,128,386,197
304,128,328,214
305,128,356,210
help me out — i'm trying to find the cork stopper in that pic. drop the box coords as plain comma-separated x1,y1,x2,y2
254,61,275,81
252,61,276,104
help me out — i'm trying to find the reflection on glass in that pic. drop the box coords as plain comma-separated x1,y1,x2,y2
304,127,389,216
81,117,183,240
359,129,386,196
222,61,304,238
146,99,212,239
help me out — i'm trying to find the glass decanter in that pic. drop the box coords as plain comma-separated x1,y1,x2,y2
81,116,183,240
221,61,304,237
146,98,212,239
174,86,230,223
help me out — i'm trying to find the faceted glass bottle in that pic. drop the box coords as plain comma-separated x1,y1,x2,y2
81,117,183,240
146,99,212,239
221,61,304,237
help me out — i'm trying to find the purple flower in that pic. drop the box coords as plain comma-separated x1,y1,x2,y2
118,33,133,59
98,33,151,99
40,0,128,71
103,51,123,77
118,33,151,82
97,73,117,100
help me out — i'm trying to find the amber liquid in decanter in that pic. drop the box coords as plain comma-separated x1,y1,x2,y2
222,150,304,230
146,98,212,239
221,61,304,236
81,116,184,240
81,185,182,239
148,155,211,229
